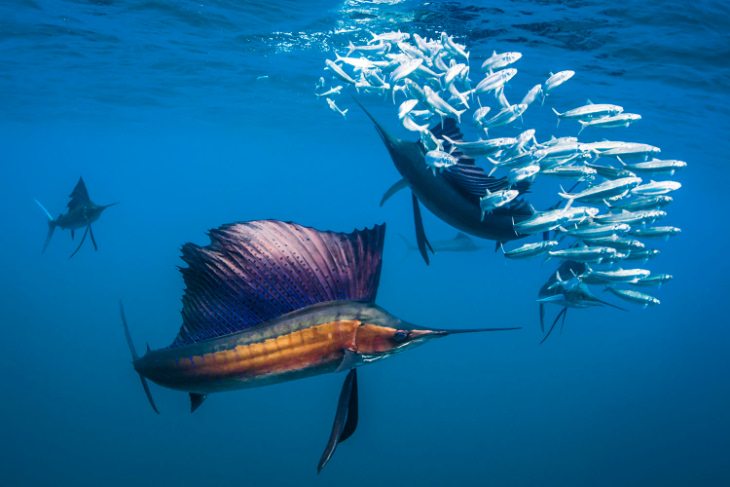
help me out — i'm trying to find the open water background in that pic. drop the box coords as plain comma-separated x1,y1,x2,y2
1,1,728,485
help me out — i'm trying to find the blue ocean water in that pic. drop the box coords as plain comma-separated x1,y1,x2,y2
1,0,729,485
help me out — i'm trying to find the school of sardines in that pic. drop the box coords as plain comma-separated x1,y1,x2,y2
315,30,685,309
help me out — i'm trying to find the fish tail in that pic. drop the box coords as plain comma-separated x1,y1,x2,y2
35,199,56,253
398,233,417,262
552,107,561,127
120,301,160,415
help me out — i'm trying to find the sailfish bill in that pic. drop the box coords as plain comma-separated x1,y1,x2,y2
121,220,521,471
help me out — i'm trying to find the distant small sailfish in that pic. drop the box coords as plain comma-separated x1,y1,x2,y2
121,220,519,472
35,177,118,259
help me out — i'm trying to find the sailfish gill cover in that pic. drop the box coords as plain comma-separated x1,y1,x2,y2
174,220,385,346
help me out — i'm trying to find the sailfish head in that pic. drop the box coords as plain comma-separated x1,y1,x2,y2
353,320,520,363
351,97,420,173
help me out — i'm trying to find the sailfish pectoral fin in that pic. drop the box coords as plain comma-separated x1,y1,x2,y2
412,192,433,265
88,224,98,251
318,368,358,474
69,226,89,259
380,178,408,207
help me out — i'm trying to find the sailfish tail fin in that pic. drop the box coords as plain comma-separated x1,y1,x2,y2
398,233,417,262
119,301,160,414
34,199,56,253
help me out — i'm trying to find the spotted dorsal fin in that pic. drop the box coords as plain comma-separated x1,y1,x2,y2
170,220,385,347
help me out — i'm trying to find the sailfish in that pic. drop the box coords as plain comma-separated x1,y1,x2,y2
35,177,118,259
537,260,626,343
354,99,534,265
121,220,519,472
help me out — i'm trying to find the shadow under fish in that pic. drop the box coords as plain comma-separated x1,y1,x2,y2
35,177,118,259
121,220,519,472
354,99,533,265
538,260,626,343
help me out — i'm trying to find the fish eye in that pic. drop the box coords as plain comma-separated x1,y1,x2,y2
393,330,409,342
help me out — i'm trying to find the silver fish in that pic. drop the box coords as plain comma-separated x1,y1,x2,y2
480,104,527,133
579,265,651,285
473,68,517,96
543,70,575,94
503,240,558,259
621,159,687,176
581,235,645,251
627,226,681,239
548,246,620,264
594,210,666,227
326,98,348,119
480,189,519,220
561,223,631,238
444,135,517,158
559,177,642,201
552,103,623,126
606,195,673,212
481,51,522,72
633,274,673,288
600,142,661,158
622,248,661,262
578,113,641,134
604,287,660,308
631,180,681,196
325,59,357,85
521,84,542,106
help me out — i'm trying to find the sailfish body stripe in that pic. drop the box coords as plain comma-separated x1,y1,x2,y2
138,320,359,394
133,301,407,395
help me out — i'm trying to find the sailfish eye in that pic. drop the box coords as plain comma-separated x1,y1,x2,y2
393,330,409,342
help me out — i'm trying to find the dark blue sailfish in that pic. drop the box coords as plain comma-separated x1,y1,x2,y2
121,220,519,471
35,177,117,258
355,99,533,264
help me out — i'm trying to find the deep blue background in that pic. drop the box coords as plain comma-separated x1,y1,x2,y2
1,1,728,485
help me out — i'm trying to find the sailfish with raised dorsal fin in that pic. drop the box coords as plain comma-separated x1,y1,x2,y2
35,177,118,259
354,99,534,265
120,220,520,472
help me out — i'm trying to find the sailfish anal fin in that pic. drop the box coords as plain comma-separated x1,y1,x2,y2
412,192,433,265
189,393,207,413
318,368,358,473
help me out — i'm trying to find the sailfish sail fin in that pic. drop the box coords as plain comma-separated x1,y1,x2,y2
172,220,386,347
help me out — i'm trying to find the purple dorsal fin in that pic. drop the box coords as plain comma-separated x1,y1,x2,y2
170,220,385,347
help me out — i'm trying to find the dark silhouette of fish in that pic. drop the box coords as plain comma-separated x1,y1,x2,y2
355,99,533,265
35,177,118,259
538,260,625,343
121,220,519,472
